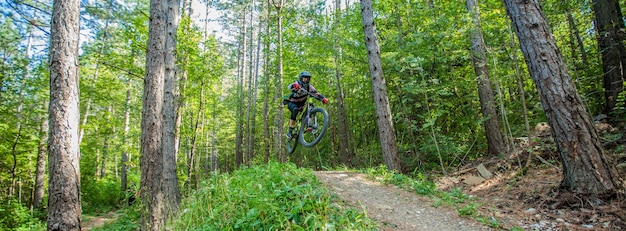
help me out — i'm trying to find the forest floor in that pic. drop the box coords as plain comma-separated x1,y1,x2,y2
314,128,626,231
83,211,118,230
84,125,626,231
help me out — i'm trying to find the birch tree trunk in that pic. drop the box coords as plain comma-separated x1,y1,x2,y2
47,0,82,229
360,0,402,173
503,0,623,195
466,0,506,156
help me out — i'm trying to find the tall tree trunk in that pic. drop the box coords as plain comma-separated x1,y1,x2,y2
162,0,181,218
187,86,204,187
263,0,272,163
245,4,254,164
100,106,113,178
360,0,403,173
250,11,261,164
140,0,170,228
272,0,286,162
593,0,626,116
466,0,506,156
235,6,248,167
47,0,82,229
333,0,353,166
503,0,623,195
121,78,132,196
33,101,48,210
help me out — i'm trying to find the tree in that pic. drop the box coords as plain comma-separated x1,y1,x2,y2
162,0,181,217
333,0,353,166
47,0,82,229
140,0,169,228
503,0,623,195
466,0,506,156
592,0,626,117
33,102,47,210
360,0,402,173
271,0,286,162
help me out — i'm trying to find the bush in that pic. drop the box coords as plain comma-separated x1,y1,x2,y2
81,177,124,214
0,200,46,231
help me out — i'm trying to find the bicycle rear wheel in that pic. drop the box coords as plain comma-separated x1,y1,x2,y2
299,107,329,147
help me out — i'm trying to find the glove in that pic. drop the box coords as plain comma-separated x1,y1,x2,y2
292,83,301,91
322,98,328,104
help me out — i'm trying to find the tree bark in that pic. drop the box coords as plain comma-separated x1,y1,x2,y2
47,0,82,229
592,0,626,116
263,0,272,163
33,102,48,210
503,0,623,195
162,0,181,217
333,0,353,166
272,0,286,162
235,5,247,167
140,0,168,228
360,0,403,173
466,0,506,156
121,78,131,196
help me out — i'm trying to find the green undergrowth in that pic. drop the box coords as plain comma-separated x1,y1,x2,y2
364,165,504,229
170,162,378,230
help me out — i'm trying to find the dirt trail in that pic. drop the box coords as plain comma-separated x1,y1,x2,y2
314,171,489,231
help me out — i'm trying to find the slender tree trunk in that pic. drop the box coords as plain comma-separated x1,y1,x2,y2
272,0,286,162
250,11,261,164
263,0,272,163
33,102,48,210
121,78,131,195
593,0,626,116
564,2,588,67
504,0,623,195
162,0,182,218
187,87,204,187
466,0,506,156
333,0,353,166
100,106,113,178
47,0,82,229
235,6,248,167
360,0,403,173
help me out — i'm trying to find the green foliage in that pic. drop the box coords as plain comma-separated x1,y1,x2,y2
170,162,378,230
0,200,46,231
81,177,125,215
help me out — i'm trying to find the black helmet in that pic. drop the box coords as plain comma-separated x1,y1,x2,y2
298,71,312,82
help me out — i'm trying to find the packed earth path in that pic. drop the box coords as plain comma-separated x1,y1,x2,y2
313,171,489,231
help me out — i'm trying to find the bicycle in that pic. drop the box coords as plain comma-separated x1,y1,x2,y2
285,90,330,154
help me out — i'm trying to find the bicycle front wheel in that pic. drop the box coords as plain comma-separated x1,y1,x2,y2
299,107,329,147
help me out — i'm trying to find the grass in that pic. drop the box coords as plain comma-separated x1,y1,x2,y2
169,162,377,230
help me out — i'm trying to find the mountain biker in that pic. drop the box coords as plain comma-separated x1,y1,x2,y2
284,71,328,139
